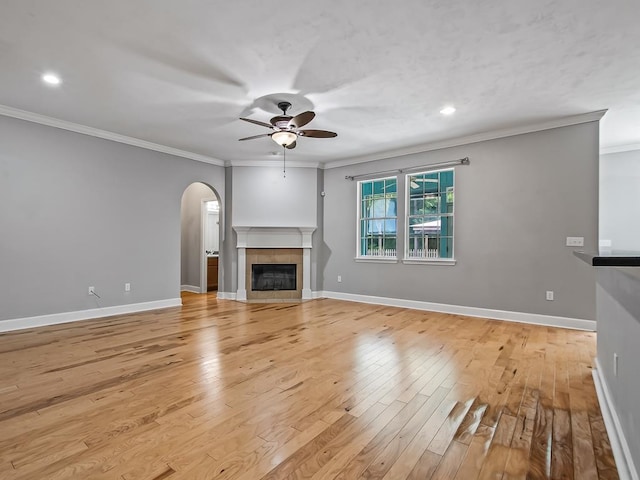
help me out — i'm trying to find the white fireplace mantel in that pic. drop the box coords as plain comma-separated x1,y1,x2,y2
232,226,317,301
233,226,316,249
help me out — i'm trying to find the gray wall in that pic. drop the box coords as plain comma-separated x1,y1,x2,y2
321,122,599,320
0,114,600,321
180,182,217,289
596,267,640,476
231,166,318,227
600,149,640,251
0,115,225,321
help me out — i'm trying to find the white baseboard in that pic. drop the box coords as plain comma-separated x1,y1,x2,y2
0,298,183,333
217,291,237,300
318,291,596,331
180,285,201,294
593,359,639,480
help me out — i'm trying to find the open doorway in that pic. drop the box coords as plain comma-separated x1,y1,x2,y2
203,199,220,292
180,182,222,294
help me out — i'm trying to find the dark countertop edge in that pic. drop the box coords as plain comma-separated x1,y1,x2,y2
574,250,640,267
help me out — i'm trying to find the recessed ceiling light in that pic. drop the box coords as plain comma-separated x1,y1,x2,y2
42,73,62,86
440,106,456,115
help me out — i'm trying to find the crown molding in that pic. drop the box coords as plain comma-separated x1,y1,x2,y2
600,142,640,155
1,104,610,169
322,110,608,169
0,104,226,166
229,159,321,168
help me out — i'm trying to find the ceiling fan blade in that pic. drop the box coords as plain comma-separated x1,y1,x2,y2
240,117,273,128
285,140,297,150
238,133,272,141
297,129,338,138
289,111,315,128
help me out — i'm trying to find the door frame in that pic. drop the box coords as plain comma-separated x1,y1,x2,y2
200,197,219,293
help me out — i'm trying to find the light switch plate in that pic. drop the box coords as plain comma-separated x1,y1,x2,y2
566,236,584,247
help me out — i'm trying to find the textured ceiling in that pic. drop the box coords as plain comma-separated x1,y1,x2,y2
0,0,639,165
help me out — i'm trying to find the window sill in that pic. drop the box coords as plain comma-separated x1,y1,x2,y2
402,258,457,266
354,256,399,264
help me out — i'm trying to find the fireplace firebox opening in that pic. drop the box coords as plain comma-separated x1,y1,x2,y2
251,264,297,291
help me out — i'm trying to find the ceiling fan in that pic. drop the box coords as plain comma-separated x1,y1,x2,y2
239,101,337,149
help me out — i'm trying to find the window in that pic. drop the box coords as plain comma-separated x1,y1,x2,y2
358,177,397,257
406,169,454,259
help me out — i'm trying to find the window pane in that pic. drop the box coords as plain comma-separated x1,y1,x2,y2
385,219,396,234
362,181,372,197
440,170,453,189
410,198,422,215
369,198,384,217
424,194,439,214
368,219,384,234
386,198,397,217
385,178,397,193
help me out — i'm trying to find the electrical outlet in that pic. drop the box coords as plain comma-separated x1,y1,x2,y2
125,283,131,292
566,236,584,247
88,286,95,295
337,275,342,283
546,291,554,301
614,353,619,376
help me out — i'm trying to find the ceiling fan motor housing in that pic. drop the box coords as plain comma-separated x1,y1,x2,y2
271,102,294,129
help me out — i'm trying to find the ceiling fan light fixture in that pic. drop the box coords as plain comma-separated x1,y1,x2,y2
272,131,297,147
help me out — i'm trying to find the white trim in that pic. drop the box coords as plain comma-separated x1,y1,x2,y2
311,291,324,299
0,298,182,333
354,257,399,264
600,143,640,155
217,291,237,300
323,110,608,169
0,104,225,166
229,160,321,169
317,291,596,331
592,359,638,480
180,285,201,294
402,258,457,266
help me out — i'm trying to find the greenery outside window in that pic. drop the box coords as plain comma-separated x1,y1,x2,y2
406,169,454,260
358,177,397,257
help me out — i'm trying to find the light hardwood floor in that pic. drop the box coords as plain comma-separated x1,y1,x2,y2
0,293,618,479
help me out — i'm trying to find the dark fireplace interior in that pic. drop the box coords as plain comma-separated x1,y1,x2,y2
251,264,297,291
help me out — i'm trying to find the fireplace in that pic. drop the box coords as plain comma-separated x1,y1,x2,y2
252,264,297,291
233,226,316,301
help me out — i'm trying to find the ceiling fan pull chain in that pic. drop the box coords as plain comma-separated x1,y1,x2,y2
283,145,286,178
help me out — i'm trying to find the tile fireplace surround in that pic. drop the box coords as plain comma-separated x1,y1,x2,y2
233,226,316,301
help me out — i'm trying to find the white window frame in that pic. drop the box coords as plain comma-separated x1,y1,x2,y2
355,176,399,263
403,168,456,265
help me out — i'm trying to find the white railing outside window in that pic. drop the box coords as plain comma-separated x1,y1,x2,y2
407,248,440,258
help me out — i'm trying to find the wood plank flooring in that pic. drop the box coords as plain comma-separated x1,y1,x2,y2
0,293,618,479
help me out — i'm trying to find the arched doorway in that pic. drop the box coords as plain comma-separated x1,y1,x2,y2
180,182,222,294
